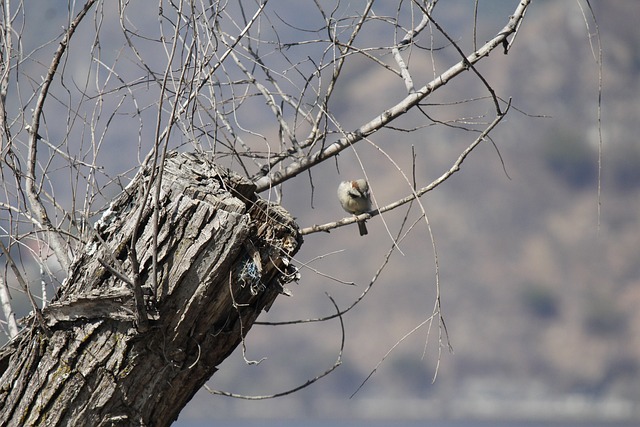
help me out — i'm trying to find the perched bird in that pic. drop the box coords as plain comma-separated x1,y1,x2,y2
337,179,371,236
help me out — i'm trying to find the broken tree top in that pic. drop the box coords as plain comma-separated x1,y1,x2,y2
49,151,303,327
0,151,303,426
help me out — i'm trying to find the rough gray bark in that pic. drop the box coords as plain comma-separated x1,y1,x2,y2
0,152,302,426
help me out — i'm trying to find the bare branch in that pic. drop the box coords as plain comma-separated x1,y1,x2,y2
253,0,531,192
300,100,511,236
0,239,50,335
26,0,99,272
0,276,18,338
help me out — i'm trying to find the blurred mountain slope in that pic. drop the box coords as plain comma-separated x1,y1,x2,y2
179,1,640,423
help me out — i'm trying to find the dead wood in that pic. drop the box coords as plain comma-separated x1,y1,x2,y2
0,151,302,427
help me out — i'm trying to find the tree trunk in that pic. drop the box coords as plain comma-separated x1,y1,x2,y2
0,152,302,426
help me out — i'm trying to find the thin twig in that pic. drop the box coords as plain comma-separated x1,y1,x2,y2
577,0,603,230
0,239,51,336
26,0,99,272
253,0,530,192
300,100,511,235
206,293,345,399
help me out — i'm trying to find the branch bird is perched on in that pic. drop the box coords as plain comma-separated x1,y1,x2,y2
337,179,371,236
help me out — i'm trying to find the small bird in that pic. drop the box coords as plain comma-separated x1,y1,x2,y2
337,179,371,236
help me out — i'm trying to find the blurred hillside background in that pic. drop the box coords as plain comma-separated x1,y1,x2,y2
4,0,640,425
179,1,640,424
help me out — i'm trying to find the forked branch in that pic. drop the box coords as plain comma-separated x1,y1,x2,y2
25,0,99,272
253,0,530,192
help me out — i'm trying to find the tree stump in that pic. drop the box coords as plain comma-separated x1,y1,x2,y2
0,152,302,426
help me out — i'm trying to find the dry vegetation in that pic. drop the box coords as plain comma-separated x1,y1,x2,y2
1,0,638,423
